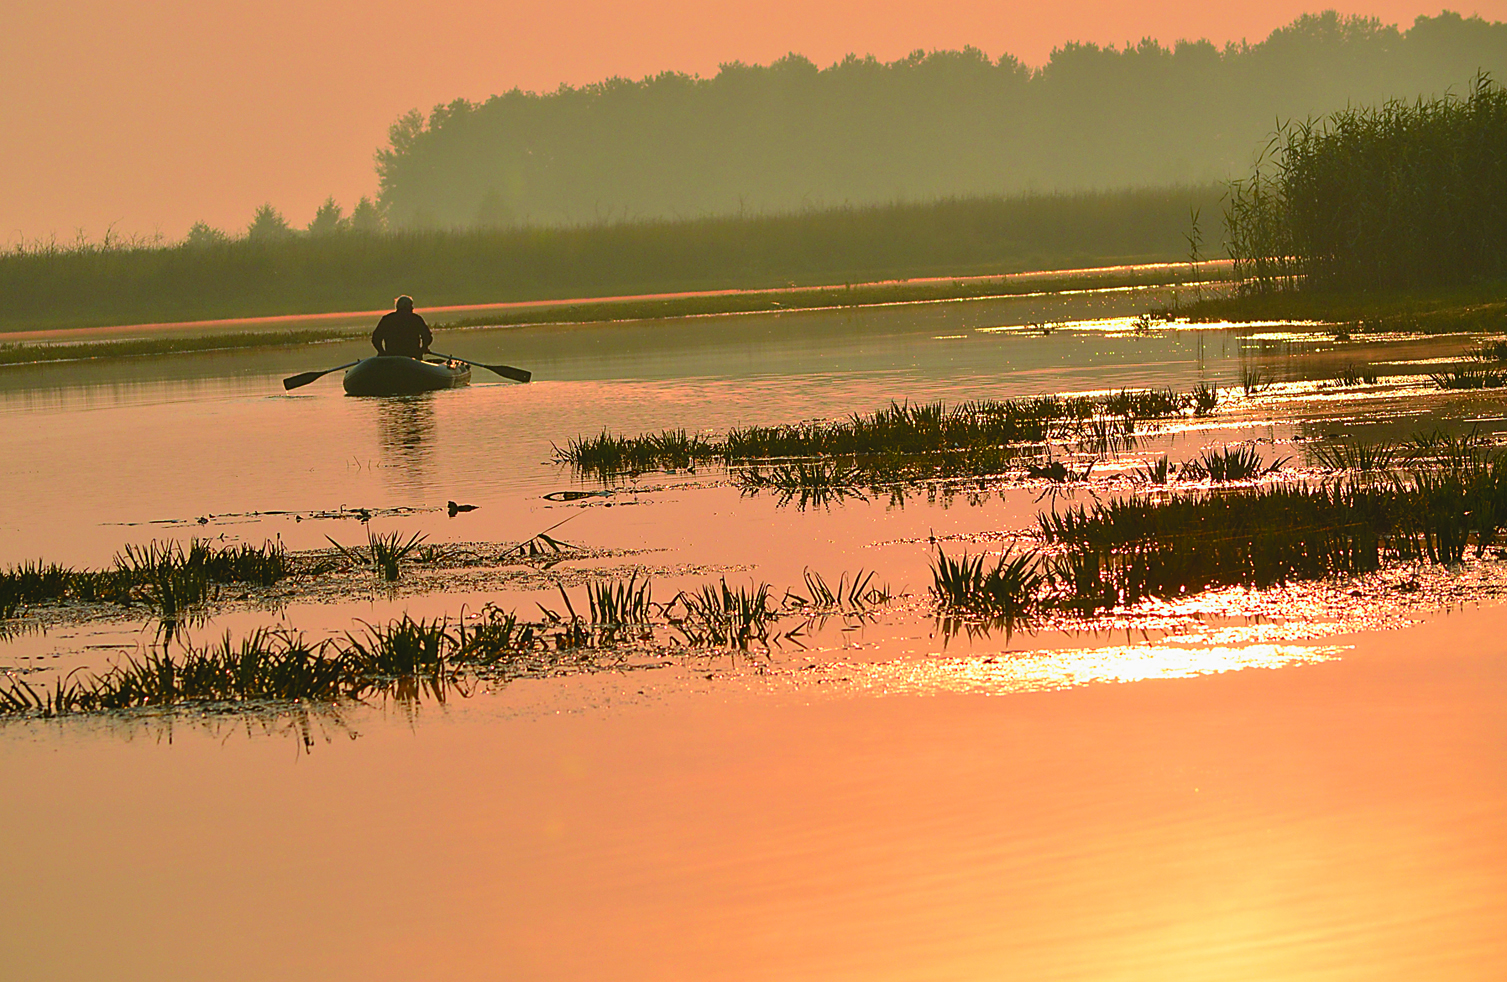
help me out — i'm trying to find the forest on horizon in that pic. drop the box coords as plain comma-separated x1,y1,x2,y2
376,11,1507,229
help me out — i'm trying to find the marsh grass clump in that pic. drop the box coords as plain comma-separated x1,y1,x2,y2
1309,438,1399,474
784,569,891,611
1469,338,1507,363
1181,445,1288,482
1406,427,1492,469
328,529,427,581
0,629,352,716
1240,367,1272,396
1226,75,1507,293
668,579,781,650
1334,363,1379,386
0,562,73,618
557,429,720,476
1430,366,1507,390
1191,382,1219,416
453,606,541,666
1136,455,1174,484
341,616,452,678
930,548,1043,618
586,574,654,627
1038,485,1389,612
0,539,290,621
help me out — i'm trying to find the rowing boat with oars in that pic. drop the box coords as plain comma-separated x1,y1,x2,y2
342,356,472,396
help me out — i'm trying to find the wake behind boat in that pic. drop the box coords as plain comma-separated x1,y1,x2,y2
342,355,471,396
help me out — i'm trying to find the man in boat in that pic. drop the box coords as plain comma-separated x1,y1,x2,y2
370,295,433,358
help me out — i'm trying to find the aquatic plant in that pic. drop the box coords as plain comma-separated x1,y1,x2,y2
1469,338,1507,363
1191,382,1218,416
1180,445,1288,482
1309,438,1399,474
340,616,453,679
1430,366,1507,390
453,606,540,666
586,574,654,627
1240,367,1272,396
668,579,780,650
1136,455,1174,484
561,390,1209,480
1226,74,1507,292
1333,363,1378,386
930,547,1043,617
1038,484,1389,612
328,529,428,581
784,569,891,611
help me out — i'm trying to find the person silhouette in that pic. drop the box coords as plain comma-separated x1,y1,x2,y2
370,296,432,358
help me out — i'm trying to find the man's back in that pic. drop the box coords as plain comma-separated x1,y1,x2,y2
371,309,432,358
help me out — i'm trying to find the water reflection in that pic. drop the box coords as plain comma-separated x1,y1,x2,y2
374,395,437,493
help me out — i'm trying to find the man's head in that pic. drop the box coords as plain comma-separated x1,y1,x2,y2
395,295,415,311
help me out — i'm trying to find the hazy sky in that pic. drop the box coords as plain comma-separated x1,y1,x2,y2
5,1,1501,243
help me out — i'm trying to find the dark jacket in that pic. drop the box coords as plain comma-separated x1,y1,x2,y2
371,310,432,358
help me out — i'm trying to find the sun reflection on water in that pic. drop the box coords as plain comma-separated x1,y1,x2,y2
843,641,1346,697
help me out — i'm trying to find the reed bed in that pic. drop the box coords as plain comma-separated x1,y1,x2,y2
0,539,288,619
931,447,1507,619
1225,75,1507,293
560,390,1199,479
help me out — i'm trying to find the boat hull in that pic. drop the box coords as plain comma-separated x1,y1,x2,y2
343,356,471,396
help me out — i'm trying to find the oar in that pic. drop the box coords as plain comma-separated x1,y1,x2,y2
429,352,531,383
283,360,361,391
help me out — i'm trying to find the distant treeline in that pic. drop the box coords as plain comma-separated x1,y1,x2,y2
0,186,1216,332
376,11,1507,228
1226,75,1507,292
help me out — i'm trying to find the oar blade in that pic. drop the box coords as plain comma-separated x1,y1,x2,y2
283,371,327,390
490,364,531,383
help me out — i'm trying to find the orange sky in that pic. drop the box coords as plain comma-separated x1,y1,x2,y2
5,1,1502,243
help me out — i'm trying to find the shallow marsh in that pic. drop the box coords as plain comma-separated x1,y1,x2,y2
4,282,1507,980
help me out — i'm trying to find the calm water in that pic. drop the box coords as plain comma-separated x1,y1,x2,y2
2,287,1505,980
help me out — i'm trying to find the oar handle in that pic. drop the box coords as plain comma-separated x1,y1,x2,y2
430,352,531,383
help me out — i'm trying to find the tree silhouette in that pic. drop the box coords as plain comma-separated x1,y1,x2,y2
306,197,347,236
246,204,293,241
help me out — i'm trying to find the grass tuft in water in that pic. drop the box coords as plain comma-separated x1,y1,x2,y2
930,547,1043,618
1181,445,1288,482
668,579,781,650
328,529,428,581
1431,365,1507,390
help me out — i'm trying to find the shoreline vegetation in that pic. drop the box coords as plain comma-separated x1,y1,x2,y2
0,261,1226,367
2,186,1220,335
